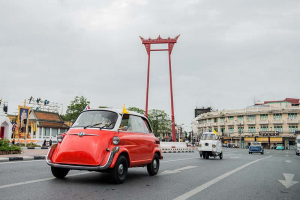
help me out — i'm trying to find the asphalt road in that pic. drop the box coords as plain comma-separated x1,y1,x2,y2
0,149,299,200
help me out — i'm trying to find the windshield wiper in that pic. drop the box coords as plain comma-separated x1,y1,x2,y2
99,121,116,130
83,122,103,129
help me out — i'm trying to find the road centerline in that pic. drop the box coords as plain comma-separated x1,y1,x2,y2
173,155,272,200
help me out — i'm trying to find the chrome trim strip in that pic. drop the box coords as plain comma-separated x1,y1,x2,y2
46,146,119,171
67,133,99,136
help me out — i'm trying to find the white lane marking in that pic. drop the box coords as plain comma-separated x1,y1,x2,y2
278,173,299,189
158,166,198,176
285,160,291,163
173,156,272,200
161,157,199,163
0,172,92,189
230,157,239,159
0,160,45,165
285,155,289,157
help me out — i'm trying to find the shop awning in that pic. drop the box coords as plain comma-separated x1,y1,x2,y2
244,137,255,142
257,137,269,143
270,137,282,143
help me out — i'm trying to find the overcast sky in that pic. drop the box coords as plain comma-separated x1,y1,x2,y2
1,0,299,131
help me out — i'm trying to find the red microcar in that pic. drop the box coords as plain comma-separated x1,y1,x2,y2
46,109,162,184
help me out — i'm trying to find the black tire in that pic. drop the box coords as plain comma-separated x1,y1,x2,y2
261,152,264,155
51,167,70,179
249,152,250,154
110,155,128,184
202,152,205,159
147,153,160,176
219,152,223,159
205,153,209,159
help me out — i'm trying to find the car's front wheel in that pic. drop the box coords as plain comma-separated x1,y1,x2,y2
219,152,223,159
147,153,160,176
110,155,128,184
51,167,70,179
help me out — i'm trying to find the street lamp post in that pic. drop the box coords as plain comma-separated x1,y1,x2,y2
239,123,242,148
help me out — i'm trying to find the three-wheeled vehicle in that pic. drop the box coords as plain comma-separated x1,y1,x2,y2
198,132,223,159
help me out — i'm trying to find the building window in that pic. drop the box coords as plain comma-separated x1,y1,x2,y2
220,128,225,134
214,118,218,123
208,128,212,132
214,127,218,132
288,113,297,119
261,126,269,131
228,116,234,122
260,114,268,121
238,126,244,133
237,116,244,121
59,129,67,134
44,128,50,137
289,126,298,133
51,128,58,137
220,117,225,122
274,126,283,133
247,115,255,121
273,114,282,120
228,127,234,134
248,126,256,133
208,119,211,123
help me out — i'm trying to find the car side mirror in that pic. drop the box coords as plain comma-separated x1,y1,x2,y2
119,126,128,131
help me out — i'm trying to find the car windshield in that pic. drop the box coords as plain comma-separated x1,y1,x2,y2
72,110,118,129
250,142,261,146
201,134,216,140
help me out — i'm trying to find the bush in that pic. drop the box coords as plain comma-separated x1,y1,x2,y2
10,145,21,151
26,142,41,147
0,139,10,147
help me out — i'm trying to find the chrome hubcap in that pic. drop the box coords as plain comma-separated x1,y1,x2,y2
118,164,124,175
153,159,157,169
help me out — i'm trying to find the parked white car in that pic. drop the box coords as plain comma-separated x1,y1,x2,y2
198,132,223,159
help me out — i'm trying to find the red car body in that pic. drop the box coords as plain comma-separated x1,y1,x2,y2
47,109,162,184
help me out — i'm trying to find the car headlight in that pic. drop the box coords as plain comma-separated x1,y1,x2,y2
199,144,202,147
212,144,216,148
112,136,120,145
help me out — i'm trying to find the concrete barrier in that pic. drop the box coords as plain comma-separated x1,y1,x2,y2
160,142,194,153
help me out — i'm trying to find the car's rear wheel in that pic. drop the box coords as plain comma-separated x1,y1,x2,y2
205,153,209,159
219,152,223,159
261,152,264,155
110,155,128,184
51,167,70,179
147,153,160,176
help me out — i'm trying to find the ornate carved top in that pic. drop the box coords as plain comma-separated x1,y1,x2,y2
139,35,180,44
140,35,180,55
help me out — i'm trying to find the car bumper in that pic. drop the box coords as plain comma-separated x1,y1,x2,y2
46,145,119,171
296,149,300,154
199,150,218,156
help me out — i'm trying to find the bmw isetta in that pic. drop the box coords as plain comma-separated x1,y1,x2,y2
46,108,162,184
198,132,223,159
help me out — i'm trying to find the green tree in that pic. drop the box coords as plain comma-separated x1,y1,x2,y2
127,107,145,115
64,96,90,122
147,109,171,137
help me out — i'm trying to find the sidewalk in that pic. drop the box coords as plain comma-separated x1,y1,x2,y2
0,148,48,162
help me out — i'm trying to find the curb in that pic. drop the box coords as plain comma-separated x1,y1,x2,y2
0,155,46,163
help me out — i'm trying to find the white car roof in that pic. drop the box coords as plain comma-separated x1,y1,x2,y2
84,108,146,118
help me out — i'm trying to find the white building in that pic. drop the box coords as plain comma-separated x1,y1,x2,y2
0,104,12,140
